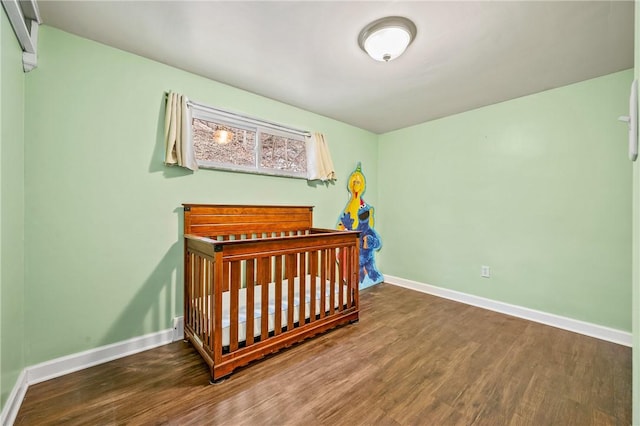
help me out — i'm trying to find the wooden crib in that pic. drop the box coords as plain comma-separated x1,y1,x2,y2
183,204,360,382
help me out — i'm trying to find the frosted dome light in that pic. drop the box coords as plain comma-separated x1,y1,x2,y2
358,17,417,62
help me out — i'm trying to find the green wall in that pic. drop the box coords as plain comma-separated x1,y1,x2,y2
633,1,639,423
0,8,26,410
378,70,632,332
23,26,378,365
1,16,634,419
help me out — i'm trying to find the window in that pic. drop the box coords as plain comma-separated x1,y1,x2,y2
191,108,308,178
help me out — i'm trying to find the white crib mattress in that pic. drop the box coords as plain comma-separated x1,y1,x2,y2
205,276,348,347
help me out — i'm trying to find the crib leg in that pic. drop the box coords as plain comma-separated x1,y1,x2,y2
210,375,229,385
349,318,360,324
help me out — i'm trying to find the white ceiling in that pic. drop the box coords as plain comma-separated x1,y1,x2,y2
37,1,634,134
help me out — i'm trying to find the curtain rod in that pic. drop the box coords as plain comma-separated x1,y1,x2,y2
165,92,311,138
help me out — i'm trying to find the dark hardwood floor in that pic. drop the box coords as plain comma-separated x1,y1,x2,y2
15,283,631,425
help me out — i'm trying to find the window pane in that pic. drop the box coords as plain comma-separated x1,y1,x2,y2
193,118,256,167
259,132,307,174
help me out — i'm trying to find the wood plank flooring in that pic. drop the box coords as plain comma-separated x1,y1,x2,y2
15,283,631,425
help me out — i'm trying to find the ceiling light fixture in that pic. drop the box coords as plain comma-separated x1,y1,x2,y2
358,16,417,62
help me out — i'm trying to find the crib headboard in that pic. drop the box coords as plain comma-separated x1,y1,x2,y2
182,204,314,239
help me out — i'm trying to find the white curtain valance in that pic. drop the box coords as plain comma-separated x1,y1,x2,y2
306,132,336,182
164,92,198,171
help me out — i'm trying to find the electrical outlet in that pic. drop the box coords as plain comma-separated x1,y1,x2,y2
481,265,490,278
172,316,184,341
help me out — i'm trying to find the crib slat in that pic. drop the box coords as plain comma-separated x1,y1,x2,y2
286,253,296,330
314,250,328,318
193,255,199,337
202,259,208,347
197,256,204,336
186,253,193,335
246,258,255,290
222,261,230,293
206,258,211,339
266,255,272,283
209,258,215,347
184,252,190,336
353,246,359,306
329,248,336,315
203,258,208,339
338,249,344,312
213,251,224,366
197,255,202,337
230,261,241,352
309,251,317,323
274,255,282,335
298,251,306,327
203,257,209,335
352,245,359,308
260,258,269,340
246,259,255,346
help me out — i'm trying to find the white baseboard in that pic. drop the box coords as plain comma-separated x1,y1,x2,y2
1,370,27,426
28,322,181,385
1,318,184,425
384,275,632,347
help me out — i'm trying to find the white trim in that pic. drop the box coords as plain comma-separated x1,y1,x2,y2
0,317,184,426
21,21,38,72
1,321,184,425
384,275,632,347
22,51,37,72
188,100,311,138
1,0,35,53
0,370,27,426
1,0,39,71
27,325,179,386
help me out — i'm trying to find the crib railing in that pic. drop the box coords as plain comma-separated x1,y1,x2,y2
184,230,359,381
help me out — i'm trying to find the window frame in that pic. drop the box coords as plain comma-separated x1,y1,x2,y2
191,107,309,179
